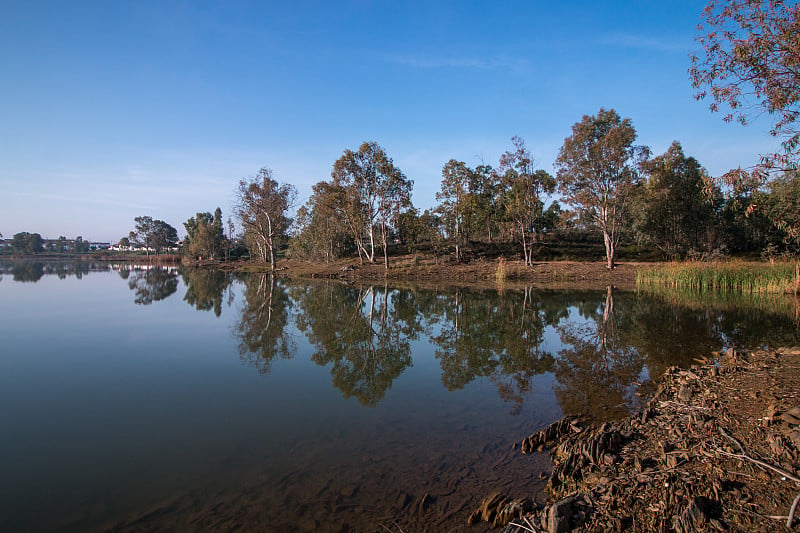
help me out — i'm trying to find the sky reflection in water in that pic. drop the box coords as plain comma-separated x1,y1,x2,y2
0,262,798,531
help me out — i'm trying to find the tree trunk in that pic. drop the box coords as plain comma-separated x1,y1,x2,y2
521,224,532,267
603,230,616,269
381,221,389,270
367,226,376,263
268,242,276,271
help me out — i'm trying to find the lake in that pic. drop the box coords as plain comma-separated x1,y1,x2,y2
1,261,798,531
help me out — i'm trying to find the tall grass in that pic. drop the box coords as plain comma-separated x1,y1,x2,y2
496,257,507,286
637,260,800,294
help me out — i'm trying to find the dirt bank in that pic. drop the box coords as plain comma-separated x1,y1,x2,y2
469,347,800,532
238,256,652,290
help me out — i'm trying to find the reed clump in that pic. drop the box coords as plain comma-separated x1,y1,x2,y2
637,260,800,294
496,257,507,286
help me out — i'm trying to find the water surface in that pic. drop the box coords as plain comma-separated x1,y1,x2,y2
0,261,797,531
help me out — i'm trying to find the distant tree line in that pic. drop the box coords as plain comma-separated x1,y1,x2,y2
1,232,97,255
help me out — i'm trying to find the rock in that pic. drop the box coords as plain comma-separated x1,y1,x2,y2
467,492,507,525
672,497,711,533
678,385,693,402
781,406,800,425
544,493,591,533
493,497,535,528
520,417,583,454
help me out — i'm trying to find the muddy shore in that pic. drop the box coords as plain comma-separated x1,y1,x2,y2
223,256,653,291
468,347,800,532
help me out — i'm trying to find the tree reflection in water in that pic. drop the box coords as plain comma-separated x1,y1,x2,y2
181,268,233,317
11,262,45,282
127,267,179,305
428,287,561,414
554,286,645,420
235,274,295,375
225,274,800,416
293,283,414,406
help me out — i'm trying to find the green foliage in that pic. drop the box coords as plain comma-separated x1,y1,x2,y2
289,181,353,262
11,232,44,254
555,108,649,269
332,141,413,268
129,216,178,255
760,171,800,251
235,168,297,269
183,207,226,261
633,142,723,258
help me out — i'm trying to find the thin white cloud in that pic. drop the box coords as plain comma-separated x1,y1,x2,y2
599,33,690,52
387,54,530,71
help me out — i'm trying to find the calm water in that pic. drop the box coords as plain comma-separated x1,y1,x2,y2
1,261,798,532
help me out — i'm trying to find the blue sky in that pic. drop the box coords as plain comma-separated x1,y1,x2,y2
0,1,778,242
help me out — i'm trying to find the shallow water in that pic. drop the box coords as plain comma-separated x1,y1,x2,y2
0,261,797,531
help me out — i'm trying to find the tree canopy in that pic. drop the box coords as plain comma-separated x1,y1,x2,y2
128,216,178,255
235,168,296,270
332,141,413,269
183,207,225,261
555,108,649,269
691,0,800,171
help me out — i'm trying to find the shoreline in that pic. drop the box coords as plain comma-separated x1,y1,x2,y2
228,256,651,291
469,347,800,532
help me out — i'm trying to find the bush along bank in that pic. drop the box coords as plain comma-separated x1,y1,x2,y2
469,347,800,532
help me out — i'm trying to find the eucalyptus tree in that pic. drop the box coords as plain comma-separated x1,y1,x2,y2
129,216,178,255
634,142,723,259
235,167,297,270
182,208,225,261
332,141,413,269
555,109,649,269
471,163,503,242
499,137,555,266
436,159,474,261
290,181,352,262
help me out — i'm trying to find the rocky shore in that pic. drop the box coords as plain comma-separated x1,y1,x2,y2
470,347,800,532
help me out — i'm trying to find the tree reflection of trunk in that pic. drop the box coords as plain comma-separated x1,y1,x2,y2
236,273,294,375
296,283,413,407
554,286,644,421
432,287,555,413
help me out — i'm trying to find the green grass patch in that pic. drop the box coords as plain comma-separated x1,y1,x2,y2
637,260,800,294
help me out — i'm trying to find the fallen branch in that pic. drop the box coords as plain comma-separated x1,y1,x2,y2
788,491,800,528
718,427,746,455
713,447,800,484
